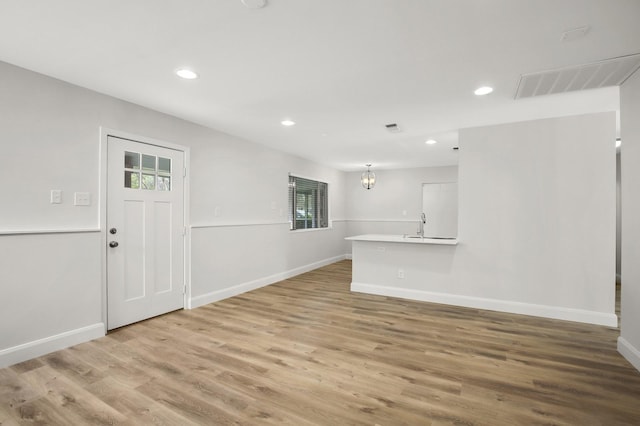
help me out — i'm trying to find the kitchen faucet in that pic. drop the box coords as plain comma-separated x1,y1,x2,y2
417,212,426,238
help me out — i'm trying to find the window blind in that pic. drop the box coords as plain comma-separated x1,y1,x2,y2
288,175,328,230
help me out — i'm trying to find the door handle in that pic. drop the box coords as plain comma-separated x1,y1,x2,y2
109,241,119,248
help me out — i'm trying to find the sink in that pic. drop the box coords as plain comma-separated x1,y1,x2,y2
405,235,456,240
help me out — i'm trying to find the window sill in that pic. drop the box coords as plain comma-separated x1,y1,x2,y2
289,226,333,233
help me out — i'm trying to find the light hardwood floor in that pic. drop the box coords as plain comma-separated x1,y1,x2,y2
1,260,639,425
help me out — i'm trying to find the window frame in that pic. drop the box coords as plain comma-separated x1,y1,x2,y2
288,174,330,231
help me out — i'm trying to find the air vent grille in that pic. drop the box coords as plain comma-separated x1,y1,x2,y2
385,123,401,133
515,53,640,99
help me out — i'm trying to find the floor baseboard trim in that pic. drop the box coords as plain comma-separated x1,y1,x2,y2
190,255,347,309
618,337,640,373
0,323,105,368
351,282,618,327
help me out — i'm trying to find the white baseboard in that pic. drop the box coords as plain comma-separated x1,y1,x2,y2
190,255,347,309
351,282,618,327
345,253,353,260
618,336,640,373
0,323,105,369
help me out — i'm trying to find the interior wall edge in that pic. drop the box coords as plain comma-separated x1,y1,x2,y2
0,323,104,369
619,49,640,373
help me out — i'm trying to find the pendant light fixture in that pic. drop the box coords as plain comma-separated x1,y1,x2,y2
361,164,376,190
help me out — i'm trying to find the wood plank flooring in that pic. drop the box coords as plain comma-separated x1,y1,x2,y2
2,260,639,425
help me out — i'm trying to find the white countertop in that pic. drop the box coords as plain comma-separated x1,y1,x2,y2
345,234,458,245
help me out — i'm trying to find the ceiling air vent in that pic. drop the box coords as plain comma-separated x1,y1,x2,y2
385,123,402,133
515,53,640,99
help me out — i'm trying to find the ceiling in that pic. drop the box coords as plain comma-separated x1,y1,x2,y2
0,1,638,171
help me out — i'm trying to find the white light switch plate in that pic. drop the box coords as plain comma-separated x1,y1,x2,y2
74,192,91,206
50,190,62,204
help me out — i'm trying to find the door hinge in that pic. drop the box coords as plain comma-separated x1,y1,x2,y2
183,167,187,177
183,284,187,295
182,226,187,236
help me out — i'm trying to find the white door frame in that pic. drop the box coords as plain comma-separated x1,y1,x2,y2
99,127,191,333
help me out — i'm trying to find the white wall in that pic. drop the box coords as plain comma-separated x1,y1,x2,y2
457,113,615,317
349,113,617,326
0,60,347,367
189,149,348,306
345,166,458,237
422,182,458,237
0,232,104,367
619,69,640,372
617,152,621,281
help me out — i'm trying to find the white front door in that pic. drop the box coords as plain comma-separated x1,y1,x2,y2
107,136,185,330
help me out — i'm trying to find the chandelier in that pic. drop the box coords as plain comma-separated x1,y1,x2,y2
361,164,376,190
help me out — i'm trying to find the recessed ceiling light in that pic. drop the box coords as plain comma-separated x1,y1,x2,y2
176,69,198,80
281,120,296,126
241,0,267,8
425,139,437,145
474,86,493,96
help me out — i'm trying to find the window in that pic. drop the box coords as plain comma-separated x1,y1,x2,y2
124,151,171,191
288,175,328,230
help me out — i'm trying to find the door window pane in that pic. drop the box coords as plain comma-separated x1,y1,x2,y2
125,152,140,169
158,157,171,173
125,171,140,189
142,154,156,172
157,176,171,191
142,173,156,190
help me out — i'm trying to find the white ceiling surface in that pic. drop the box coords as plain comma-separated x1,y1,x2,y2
0,1,638,171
